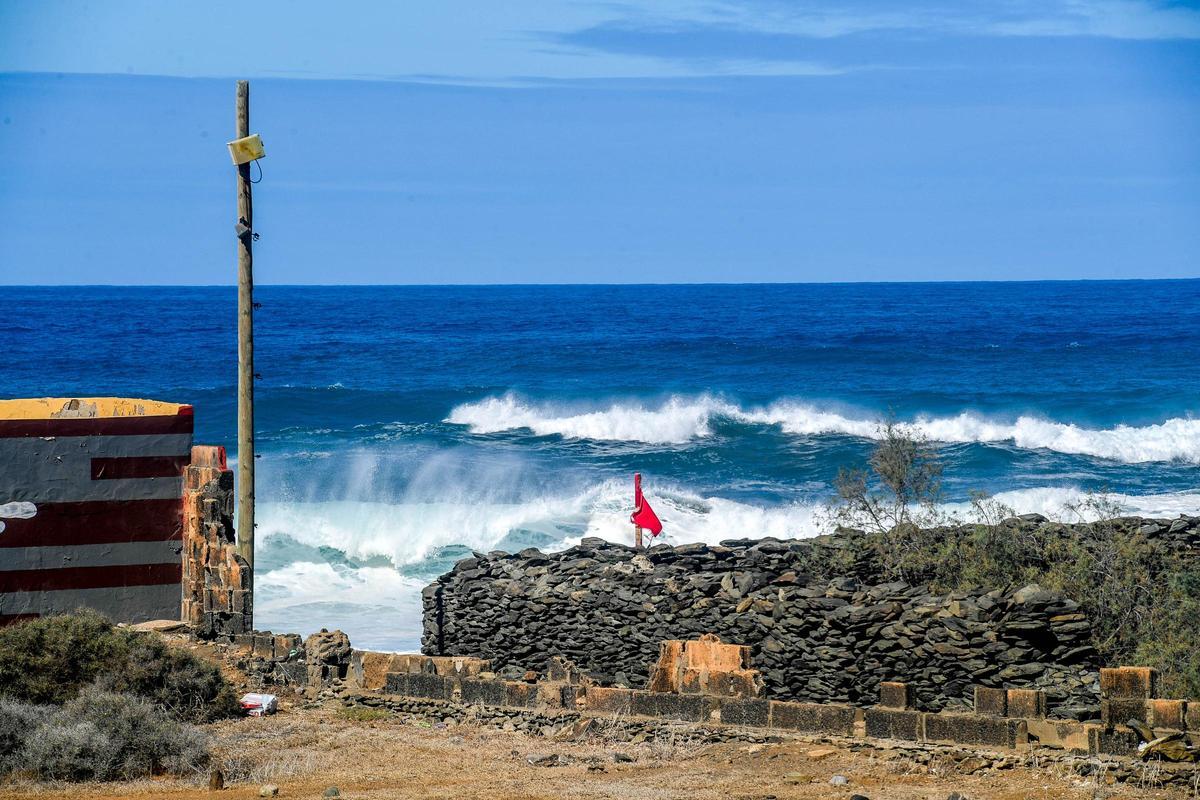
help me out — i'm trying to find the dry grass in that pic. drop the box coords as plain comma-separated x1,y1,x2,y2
1,700,1196,800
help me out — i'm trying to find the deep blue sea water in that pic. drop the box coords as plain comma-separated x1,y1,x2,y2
4,282,1199,649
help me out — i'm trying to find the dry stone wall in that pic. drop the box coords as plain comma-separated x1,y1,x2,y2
422,536,1103,718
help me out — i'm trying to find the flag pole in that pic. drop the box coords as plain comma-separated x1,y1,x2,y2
635,525,643,551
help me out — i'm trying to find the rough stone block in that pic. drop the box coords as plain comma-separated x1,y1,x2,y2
645,634,759,697
1026,718,1089,752
385,672,452,700
546,656,583,684
391,654,431,674
880,681,912,710
923,712,1028,749
274,661,307,687
1147,699,1186,731
585,687,633,716
1006,689,1046,719
559,685,582,708
1088,724,1140,757
865,708,923,741
430,656,489,678
252,634,275,660
769,701,857,736
1187,702,1200,732
1100,667,1158,699
720,698,770,728
631,691,716,722
460,679,506,706
409,673,452,700
1101,698,1148,728
274,635,301,662
351,651,396,690
504,681,538,709
974,686,1007,716
383,672,409,696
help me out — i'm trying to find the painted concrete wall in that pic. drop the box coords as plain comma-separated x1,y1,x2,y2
0,397,193,624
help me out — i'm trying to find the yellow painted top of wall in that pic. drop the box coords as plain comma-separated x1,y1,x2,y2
0,397,188,420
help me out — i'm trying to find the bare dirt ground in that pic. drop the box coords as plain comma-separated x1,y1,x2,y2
2,699,1195,800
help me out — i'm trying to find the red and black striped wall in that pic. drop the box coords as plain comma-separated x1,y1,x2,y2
0,403,194,625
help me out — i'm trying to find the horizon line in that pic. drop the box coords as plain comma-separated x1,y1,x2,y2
3,277,1198,289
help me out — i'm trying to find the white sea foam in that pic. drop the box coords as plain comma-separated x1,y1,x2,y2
256,481,1200,566
446,394,1200,464
253,481,1200,650
254,561,426,651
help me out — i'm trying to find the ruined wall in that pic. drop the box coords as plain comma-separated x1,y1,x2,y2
181,445,251,636
0,397,194,624
422,537,1102,718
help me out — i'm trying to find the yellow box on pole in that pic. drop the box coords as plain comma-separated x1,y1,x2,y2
227,133,266,165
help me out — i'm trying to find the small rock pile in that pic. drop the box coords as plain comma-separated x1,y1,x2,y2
423,534,1110,717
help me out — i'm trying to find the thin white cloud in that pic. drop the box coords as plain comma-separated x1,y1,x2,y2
626,0,1200,40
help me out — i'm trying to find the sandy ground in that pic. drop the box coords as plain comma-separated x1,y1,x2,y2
2,700,1195,800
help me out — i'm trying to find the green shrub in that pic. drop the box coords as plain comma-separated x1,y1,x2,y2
8,687,210,781
0,610,239,722
834,427,1200,699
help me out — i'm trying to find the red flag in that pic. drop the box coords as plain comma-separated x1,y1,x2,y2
631,473,663,536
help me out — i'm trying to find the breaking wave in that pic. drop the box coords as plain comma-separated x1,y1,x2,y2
257,482,1200,566
253,478,1200,650
446,394,1200,464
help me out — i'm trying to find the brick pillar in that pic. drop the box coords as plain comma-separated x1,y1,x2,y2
182,446,251,636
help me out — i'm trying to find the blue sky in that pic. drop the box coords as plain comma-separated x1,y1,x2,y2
0,0,1197,284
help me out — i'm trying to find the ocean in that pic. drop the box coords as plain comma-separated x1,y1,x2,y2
4,282,1199,650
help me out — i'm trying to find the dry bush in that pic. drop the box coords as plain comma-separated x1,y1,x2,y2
1,687,210,782
0,610,239,722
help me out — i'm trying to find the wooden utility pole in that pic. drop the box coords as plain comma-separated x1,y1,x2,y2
235,80,255,571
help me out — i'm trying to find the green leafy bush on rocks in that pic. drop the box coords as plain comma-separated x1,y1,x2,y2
0,610,239,723
834,424,1200,700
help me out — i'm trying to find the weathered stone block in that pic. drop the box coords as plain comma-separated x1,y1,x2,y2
430,656,489,678
1087,724,1140,757
720,698,770,727
1101,698,1148,728
1147,699,1186,731
924,712,1027,749
1186,702,1200,732
504,681,538,708
865,708,923,741
1006,689,1046,719
385,672,452,700
409,673,452,700
631,691,715,722
460,679,506,706
559,685,582,708
1100,667,1158,699
252,633,275,660
274,661,307,687
351,651,396,690
273,634,301,661
645,634,759,697
383,672,408,696
880,681,912,710
585,687,633,715
769,701,857,736
546,656,584,684
1026,718,1089,752
974,686,1007,716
